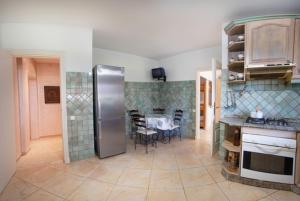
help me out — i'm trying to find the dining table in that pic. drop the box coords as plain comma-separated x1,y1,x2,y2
145,114,174,130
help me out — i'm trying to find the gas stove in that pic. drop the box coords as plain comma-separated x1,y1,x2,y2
245,117,289,127
265,118,288,126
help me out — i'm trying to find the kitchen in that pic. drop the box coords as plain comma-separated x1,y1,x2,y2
0,1,300,201
219,15,300,195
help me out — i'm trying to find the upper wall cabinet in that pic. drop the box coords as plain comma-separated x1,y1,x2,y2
245,19,295,67
293,19,300,79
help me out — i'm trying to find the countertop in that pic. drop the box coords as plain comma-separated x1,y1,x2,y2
220,116,300,132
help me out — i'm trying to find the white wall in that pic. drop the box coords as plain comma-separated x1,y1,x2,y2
0,23,94,164
93,48,159,82
159,46,221,81
0,23,93,72
0,50,16,192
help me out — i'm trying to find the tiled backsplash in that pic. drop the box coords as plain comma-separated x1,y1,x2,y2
66,73,196,161
221,69,300,118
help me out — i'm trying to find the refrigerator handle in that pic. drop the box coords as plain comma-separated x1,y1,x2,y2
98,119,102,139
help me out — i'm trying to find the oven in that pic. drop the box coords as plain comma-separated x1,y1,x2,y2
241,132,296,184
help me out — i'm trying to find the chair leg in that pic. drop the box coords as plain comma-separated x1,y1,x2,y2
139,134,142,144
146,135,148,154
168,130,171,144
135,133,137,150
179,128,181,141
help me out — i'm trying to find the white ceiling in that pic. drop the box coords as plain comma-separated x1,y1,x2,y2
0,0,300,59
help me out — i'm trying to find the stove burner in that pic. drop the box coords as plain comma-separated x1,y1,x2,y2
245,117,265,124
265,118,288,126
245,117,289,126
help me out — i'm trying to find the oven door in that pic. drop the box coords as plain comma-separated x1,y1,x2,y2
241,142,295,184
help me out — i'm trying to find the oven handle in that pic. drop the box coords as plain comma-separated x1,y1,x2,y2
254,144,283,155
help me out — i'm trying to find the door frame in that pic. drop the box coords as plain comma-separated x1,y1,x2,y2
10,49,69,163
211,58,222,156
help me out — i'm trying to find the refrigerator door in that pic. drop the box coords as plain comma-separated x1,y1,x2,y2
94,65,126,158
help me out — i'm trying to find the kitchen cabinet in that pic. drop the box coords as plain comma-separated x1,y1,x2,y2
293,19,300,79
245,19,295,67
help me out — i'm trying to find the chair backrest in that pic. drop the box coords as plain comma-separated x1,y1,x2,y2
153,108,165,114
133,115,147,129
129,109,139,116
174,109,183,124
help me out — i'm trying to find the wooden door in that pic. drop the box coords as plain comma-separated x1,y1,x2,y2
245,19,295,67
293,19,300,79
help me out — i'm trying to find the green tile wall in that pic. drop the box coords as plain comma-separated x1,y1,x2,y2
66,73,196,161
221,69,300,118
66,72,94,161
125,81,196,138
158,81,196,138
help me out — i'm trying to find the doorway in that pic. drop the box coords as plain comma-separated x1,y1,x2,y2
195,59,222,156
14,57,64,167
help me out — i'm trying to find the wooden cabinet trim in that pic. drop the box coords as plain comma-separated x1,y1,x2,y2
293,19,300,79
245,19,295,67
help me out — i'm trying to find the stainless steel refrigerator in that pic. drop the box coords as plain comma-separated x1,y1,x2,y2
93,65,126,158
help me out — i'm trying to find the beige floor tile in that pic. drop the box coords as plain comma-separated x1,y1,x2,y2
89,164,124,184
67,179,114,201
176,156,202,169
150,170,182,189
101,154,134,168
180,167,214,188
107,185,147,201
258,196,277,201
200,155,223,166
20,166,63,187
217,181,269,201
152,157,178,170
117,169,151,188
0,177,38,201
24,189,63,201
63,160,99,177
42,173,84,198
11,137,300,201
14,165,46,180
185,183,228,201
271,190,300,201
206,164,226,183
147,188,187,201
129,156,154,170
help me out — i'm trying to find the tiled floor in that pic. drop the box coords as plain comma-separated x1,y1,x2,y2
1,135,300,201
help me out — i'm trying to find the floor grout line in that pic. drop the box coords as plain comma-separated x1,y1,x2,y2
3,137,300,201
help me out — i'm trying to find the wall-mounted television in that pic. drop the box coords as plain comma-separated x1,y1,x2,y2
152,67,166,82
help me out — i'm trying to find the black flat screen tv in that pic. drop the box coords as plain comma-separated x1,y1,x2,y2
152,67,166,81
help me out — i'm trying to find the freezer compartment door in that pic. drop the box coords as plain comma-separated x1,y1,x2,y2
98,117,126,158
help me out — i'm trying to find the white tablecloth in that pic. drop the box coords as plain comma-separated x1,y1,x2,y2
146,114,174,130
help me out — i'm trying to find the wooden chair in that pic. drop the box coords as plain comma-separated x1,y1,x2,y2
134,115,158,153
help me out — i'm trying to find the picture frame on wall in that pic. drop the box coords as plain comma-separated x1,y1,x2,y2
44,86,60,104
